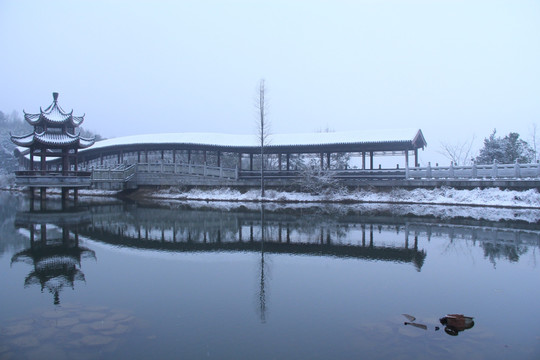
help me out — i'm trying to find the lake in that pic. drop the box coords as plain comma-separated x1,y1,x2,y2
0,191,539,359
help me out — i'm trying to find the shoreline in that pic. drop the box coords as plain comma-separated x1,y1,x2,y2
2,186,540,210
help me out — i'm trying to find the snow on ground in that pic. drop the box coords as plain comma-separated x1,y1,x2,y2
150,186,540,209
143,187,540,223
149,197,540,223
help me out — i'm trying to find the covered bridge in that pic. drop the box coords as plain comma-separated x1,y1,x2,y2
70,128,427,171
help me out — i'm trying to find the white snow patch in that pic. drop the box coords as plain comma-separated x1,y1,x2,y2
150,187,540,209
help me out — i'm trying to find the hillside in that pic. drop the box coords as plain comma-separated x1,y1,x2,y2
0,111,31,174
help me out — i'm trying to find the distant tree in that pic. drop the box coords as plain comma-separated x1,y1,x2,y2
80,127,105,141
529,123,538,162
256,79,270,197
439,136,476,166
476,129,534,164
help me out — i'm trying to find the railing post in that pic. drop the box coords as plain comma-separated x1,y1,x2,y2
492,160,498,178
449,162,454,178
426,162,432,178
405,161,409,179
514,160,521,178
471,160,477,178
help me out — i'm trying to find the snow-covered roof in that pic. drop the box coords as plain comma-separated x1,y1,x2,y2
84,128,425,152
23,92,85,127
11,132,95,148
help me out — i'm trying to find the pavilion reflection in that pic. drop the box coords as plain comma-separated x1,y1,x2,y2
11,206,96,305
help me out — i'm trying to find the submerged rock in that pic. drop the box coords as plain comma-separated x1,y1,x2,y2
80,335,114,346
1,323,33,336
56,317,80,328
89,320,116,331
79,311,107,322
11,335,40,348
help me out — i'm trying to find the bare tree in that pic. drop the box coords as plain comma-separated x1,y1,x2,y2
439,136,476,166
256,79,270,197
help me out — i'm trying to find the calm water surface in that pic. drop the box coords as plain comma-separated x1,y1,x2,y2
0,191,539,359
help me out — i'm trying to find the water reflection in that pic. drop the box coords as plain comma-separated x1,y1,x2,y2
2,195,540,358
11,206,96,305
8,200,540,305
75,202,540,268
83,203,428,270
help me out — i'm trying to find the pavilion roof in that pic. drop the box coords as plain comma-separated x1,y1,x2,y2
11,131,95,149
23,92,85,127
83,128,427,154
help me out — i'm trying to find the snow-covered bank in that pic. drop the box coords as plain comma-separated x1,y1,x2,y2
148,187,540,209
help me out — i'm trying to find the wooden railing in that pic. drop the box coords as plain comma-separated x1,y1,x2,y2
91,164,137,182
83,161,540,186
15,170,92,177
136,162,238,179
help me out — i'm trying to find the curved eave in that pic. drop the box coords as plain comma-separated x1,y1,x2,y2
24,102,84,127
10,133,35,147
412,129,427,149
33,132,82,147
79,137,96,149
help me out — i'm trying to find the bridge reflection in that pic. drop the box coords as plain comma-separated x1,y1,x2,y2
10,201,539,311
82,203,427,271
76,202,539,270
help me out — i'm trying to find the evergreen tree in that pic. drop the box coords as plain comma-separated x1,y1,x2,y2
476,129,534,164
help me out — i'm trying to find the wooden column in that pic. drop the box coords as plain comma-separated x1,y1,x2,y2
405,150,409,168
173,149,176,163
286,154,290,171
250,154,253,171
326,153,331,169
188,150,191,163
238,153,242,171
362,151,366,170
217,151,221,167
370,151,374,170
278,154,282,171
320,153,324,169
30,148,34,170
414,149,418,167
40,150,46,171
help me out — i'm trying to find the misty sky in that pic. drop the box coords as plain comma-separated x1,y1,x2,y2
1,0,539,165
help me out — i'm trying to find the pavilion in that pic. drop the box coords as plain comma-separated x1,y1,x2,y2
11,92,95,201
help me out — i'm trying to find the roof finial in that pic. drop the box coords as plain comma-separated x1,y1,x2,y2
53,92,59,102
